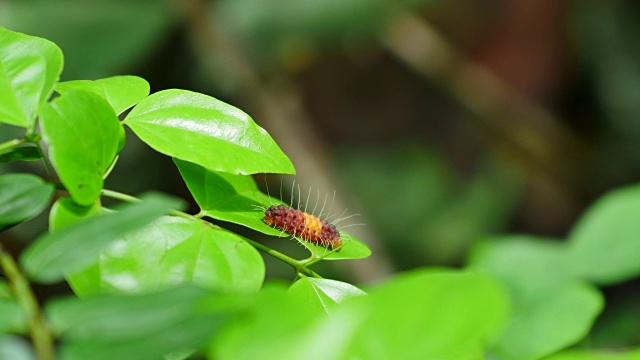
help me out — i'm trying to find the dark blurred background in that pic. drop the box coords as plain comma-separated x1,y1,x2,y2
2,1,640,337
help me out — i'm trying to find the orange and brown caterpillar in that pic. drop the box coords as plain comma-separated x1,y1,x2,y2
263,205,342,250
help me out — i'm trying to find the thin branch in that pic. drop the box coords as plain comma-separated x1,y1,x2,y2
33,141,53,177
241,237,321,278
100,188,193,221
0,138,27,153
0,243,55,360
383,12,590,192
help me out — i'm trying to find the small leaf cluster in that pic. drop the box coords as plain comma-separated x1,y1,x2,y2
1,27,640,360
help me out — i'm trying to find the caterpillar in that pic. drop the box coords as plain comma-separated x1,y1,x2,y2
263,204,342,250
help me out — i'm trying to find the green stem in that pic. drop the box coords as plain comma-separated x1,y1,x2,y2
102,156,119,180
100,188,139,203
100,189,192,221
0,138,27,153
0,135,52,176
241,237,321,278
100,188,322,278
298,242,346,268
0,243,55,360
33,142,53,177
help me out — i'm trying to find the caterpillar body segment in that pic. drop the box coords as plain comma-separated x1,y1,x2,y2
263,205,342,250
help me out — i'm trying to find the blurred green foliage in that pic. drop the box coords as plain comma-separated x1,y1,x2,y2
573,1,640,173
337,145,521,266
0,0,179,81
3,0,640,357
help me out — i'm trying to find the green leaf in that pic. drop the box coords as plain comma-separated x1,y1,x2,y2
49,197,104,233
175,159,371,260
0,300,26,334
49,196,106,298
124,89,294,175
67,216,265,297
0,336,35,360
47,285,243,360
542,348,640,360
469,237,573,303
212,269,508,360
47,286,214,339
345,269,510,359
468,237,604,360
0,173,54,231
55,76,150,115
288,278,365,314
0,281,25,339
588,297,640,348
568,184,640,285
0,281,10,300
117,123,126,152
0,27,63,129
210,284,347,360
0,147,41,164
174,158,278,232
47,199,106,295
20,192,184,283
495,284,602,360
40,89,121,206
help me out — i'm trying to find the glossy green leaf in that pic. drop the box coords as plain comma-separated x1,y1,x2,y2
0,173,54,231
116,123,126,152
469,237,604,360
288,278,366,314
345,269,509,359
47,285,243,360
568,184,640,285
124,89,294,175
0,27,63,129
0,300,26,334
49,197,104,233
174,158,279,233
175,159,371,260
0,147,41,164
40,89,121,206
20,192,184,283
67,216,264,297
55,76,150,115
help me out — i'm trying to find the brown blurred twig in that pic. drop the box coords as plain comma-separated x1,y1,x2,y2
383,13,591,194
